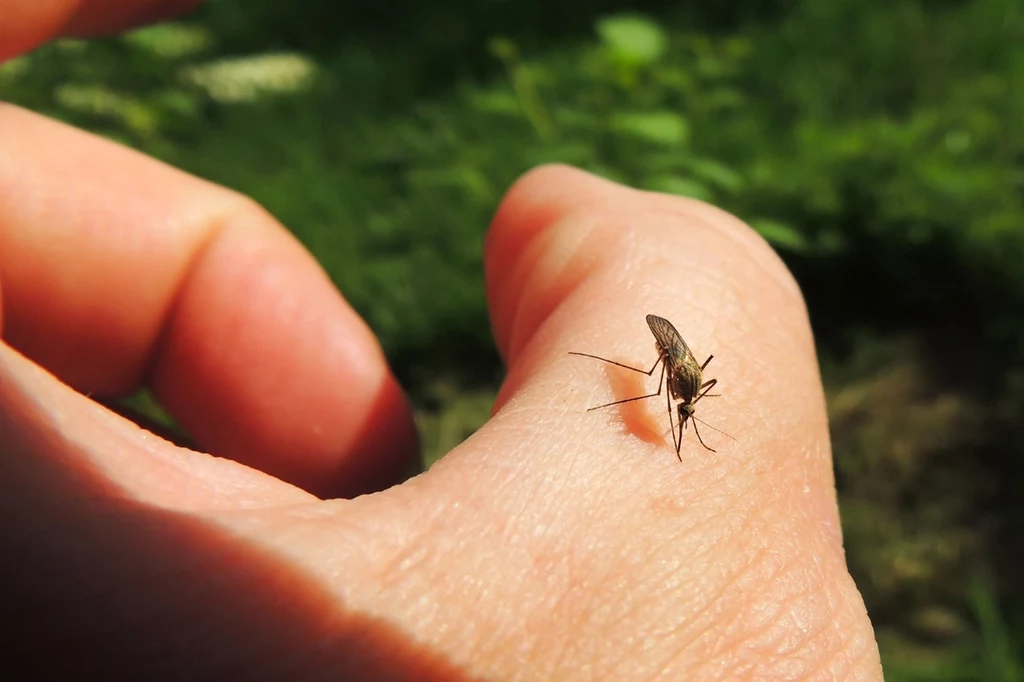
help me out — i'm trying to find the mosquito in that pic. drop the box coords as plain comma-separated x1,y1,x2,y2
569,314,732,458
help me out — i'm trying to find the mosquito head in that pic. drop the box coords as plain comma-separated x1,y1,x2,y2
678,401,695,424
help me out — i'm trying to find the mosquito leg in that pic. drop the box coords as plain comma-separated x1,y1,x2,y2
693,378,719,404
691,418,716,453
568,352,661,376
664,372,681,460
700,354,714,371
586,359,665,411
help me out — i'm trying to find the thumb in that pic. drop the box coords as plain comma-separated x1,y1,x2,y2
456,164,883,678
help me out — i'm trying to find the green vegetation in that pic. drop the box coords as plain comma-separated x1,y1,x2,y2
4,0,1024,676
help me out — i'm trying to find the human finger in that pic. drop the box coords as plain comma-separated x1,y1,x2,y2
0,104,417,498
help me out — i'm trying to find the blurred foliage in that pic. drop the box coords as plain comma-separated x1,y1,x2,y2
4,0,1024,677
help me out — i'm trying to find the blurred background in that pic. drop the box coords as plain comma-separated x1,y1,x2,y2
3,0,1024,677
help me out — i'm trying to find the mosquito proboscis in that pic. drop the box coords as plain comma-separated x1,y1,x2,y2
569,314,733,458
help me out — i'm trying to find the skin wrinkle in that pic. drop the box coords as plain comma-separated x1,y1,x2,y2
730,544,845,678
548,563,664,677
375,529,437,595
800,649,855,682
479,432,555,515
558,481,736,669
649,566,735,650
649,492,817,671
524,527,608,637
845,634,884,681
662,560,753,665
684,579,796,678
288,499,393,569
1,344,280,510
735,551,811,646
386,555,482,656
528,563,591,677
458,497,537,603
512,467,687,671
750,596,839,680
138,199,242,387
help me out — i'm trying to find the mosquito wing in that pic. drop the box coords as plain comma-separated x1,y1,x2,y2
645,314,696,367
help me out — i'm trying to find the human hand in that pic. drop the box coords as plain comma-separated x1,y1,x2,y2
0,4,882,680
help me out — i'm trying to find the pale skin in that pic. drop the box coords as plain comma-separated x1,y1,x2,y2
0,3,883,679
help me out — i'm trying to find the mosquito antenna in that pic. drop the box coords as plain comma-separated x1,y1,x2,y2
692,415,736,440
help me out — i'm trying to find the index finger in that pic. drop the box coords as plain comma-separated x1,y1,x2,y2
0,105,418,498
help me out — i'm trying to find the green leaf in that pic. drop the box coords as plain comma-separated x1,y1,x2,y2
53,84,159,136
467,90,522,116
646,176,713,202
749,218,810,253
123,23,213,59
703,88,746,110
612,111,689,147
153,89,201,119
0,56,30,83
487,37,519,63
596,15,667,67
530,143,595,166
685,156,744,191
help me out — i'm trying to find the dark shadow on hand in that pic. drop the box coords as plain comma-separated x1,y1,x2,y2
0,373,479,682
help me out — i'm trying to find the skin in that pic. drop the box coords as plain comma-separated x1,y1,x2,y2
0,2,883,679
